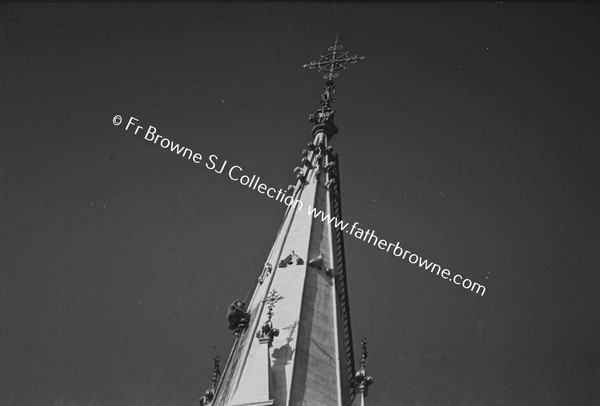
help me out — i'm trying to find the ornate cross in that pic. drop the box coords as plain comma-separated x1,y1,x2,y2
257,290,284,344
302,35,365,136
302,34,365,81
263,289,284,322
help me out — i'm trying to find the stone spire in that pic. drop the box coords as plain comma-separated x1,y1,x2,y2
203,37,369,406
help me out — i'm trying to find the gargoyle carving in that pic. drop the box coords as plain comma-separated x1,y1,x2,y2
258,263,273,285
278,251,304,267
325,178,336,188
308,254,332,275
226,300,250,336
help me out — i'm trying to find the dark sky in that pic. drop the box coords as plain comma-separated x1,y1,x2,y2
2,2,600,405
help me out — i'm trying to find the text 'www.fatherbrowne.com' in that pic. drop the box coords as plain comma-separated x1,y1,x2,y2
113,115,487,297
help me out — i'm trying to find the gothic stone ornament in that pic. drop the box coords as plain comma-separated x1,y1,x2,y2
226,300,250,336
256,319,279,345
308,253,333,275
198,389,213,406
256,290,284,346
258,262,273,285
352,338,374,396
278,251,304,267
198,356,221,406
324,161,336,171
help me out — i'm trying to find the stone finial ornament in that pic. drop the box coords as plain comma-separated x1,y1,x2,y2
198,356,221,406
258,263,273,285
324,161,336,171
257,290,284,345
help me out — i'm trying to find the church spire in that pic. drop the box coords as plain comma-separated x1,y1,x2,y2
203,37,369,406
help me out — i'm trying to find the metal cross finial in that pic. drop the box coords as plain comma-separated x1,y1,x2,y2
257,290,284,345
353,337,374,396
302,34,365,81
263,289,284,321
